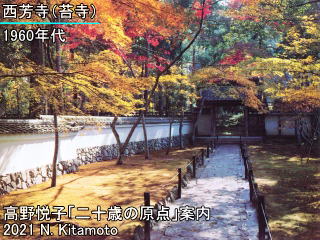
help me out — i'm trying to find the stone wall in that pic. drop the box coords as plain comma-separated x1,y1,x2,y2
0,135,190,195
77,135,190,163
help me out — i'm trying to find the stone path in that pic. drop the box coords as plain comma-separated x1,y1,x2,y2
151,144,258,240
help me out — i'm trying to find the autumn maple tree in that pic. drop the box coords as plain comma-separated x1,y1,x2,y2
2,0,318,172
219,0,320,159
223,0,320,111
0,0,215,184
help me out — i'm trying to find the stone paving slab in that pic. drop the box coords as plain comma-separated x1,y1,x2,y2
152,144,258,240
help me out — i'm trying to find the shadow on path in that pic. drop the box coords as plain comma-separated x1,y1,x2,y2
151,144,259,240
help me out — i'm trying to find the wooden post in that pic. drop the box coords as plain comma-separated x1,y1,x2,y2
249,170,253,202
210,105,214,137
241,144,245,157
244,155,248,179
260,194,266,215
207,144,210,158
278,115,282,136
192,156,196,178
244,107,249,137
212,105,217,137
254,183,258,203
258,194,266,240
144,192,151,240
201,149,205,165
178,168,182,199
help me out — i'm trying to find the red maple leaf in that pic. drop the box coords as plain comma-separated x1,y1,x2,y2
147,38,160,47
193,0,212,19
220,50,246,65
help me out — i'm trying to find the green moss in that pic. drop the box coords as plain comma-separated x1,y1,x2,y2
249,143,320,240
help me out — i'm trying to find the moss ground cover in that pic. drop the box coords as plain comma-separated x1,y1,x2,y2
249,140,320,240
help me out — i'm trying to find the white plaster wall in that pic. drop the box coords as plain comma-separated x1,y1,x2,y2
265,116,279,136
265,115,310,136
280,117,296,136
0,122,192,175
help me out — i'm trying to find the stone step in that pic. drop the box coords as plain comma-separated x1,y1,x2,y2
196,136,263,144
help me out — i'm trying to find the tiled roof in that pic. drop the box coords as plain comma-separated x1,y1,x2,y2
0,119,84,135
0,115,192,135
201,88,241,101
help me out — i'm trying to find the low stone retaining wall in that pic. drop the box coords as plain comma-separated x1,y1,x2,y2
0,135,190,195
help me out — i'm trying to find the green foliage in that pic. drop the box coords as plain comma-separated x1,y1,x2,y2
1,79,32,117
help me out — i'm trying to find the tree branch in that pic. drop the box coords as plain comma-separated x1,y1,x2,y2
0,72,80,78
291,0,320,8
146,0,207,110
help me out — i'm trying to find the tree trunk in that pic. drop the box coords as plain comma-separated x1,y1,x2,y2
145,40,150,77
51,112,59,187
29,39,44,118
110,115,143,165
110,117,124,165
296,118,302,146
179,112,184,149
166,116,174,155
109,0,206,163
119,115,142,162
51,24,62,187
192,47,196,73
142,114,150,159
142,89,151,159
16,89,21,118
306,110,320,161
55,33,65,113
158,84,164,116
165,95,170,117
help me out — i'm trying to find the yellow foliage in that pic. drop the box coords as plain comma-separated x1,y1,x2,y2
160,73,198,112
280,87,320,112
190,66,264,111
279,17,320,58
